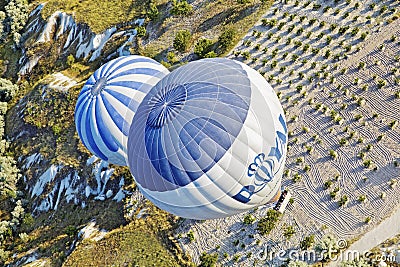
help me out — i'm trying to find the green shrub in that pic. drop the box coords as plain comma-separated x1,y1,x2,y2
338,195,348,206
0,78,18,102
0,12,5,39
203,51,216,58
187,230,195,242
358,195,366,202
173,30,191,52
194,39,214,58
66,54,75,67
136,26,146,37
0,249,10,264
166,51,178,64
257,209,281,235
5,0,29,44
217,28,237,54
147,2,159,20
329,150,338,160
0,154,20,200
199,252,218,267
170,0,192,16
283,225,296,239
300,235,315,250
243,214,256,225
65,225,78,237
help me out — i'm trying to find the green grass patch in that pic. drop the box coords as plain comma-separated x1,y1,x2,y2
63,204,191,267
38,0,168,33
7,199,126,266
218,0,274,56
64,223,179,266
141,0,274,61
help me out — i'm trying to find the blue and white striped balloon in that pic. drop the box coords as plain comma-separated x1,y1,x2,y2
127,58,287,219
75,55,170,166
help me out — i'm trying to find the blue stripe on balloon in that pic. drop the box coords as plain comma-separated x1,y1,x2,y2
145,128,172,183
170,162,194,186
104,89,139,111
75,97,88,144
77,86,90,100
75,91,91,111
109,68,163,79
98,63,109,79
95,99,119,152
107,80,153,94
279,114,287,133
100,94,129,136
84,101,108,161
103,57,159,77
84,75,97,86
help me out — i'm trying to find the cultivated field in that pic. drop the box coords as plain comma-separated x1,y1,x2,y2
177,0,400,265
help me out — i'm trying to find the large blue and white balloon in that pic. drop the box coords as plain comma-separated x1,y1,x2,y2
75,55,170,166
127,58,287,219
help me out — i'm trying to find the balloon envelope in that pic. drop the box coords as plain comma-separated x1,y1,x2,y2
75,55,170,165
127,58,287,219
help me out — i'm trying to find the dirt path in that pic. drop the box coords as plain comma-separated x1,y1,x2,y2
329,206,400,265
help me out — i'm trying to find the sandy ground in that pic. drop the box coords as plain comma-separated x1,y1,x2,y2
329,206,400,265
177,0,400,265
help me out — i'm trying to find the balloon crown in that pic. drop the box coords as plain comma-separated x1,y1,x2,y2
146,83,187,128
90,77,107,96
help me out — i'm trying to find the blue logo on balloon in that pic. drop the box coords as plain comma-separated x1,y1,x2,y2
233,114,287,203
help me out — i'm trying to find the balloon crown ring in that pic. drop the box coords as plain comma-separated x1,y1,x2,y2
91,77,107,96
146,83,187,128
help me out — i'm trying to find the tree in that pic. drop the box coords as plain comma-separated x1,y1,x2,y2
0,11,6,40
5,0,29,45
283,225,296,239
147,2,159,20
0,153,20,200
136,26,146,37
315,235,339,261
300,235,315,250
243,214,256,225
0,78,18,102
199,252,218,267
173,30,191,52
194,39,214,58
66,54,75,67
170,0,193,16
218,28,237,53
257,209,281,235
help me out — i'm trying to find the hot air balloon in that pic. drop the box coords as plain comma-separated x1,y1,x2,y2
127,58,287,219
75,55,170,166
